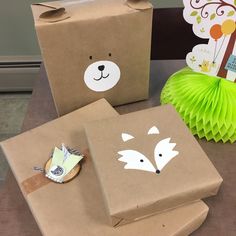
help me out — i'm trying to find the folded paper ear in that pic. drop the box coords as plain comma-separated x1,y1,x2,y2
126,0,152,10
32,0,151,23
32,3,70,23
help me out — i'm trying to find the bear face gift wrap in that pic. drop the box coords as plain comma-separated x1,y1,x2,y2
1,99,209,236
85,104,223,227
31,0,153,116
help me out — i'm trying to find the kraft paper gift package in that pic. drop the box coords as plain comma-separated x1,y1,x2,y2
31,0,153,116
85,104,222,227
1,99,210,236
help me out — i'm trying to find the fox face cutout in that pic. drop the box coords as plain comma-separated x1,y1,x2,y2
118,126,179,174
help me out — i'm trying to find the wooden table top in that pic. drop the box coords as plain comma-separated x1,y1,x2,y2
0,61,235,236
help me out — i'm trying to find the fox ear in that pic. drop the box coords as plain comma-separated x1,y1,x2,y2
148,126,160,135
121,133,134,142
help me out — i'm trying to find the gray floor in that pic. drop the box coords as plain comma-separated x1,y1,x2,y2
0,93,31,189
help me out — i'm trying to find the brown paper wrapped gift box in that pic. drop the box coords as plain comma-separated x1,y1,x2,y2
85,104,222,227
1,99,209,235
31,0,153,116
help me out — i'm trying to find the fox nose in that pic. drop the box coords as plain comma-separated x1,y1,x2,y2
98,65,105,71
156,169,160,174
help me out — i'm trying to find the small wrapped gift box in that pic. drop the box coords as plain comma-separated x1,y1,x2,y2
1,99,208,235
31,0,153,116
85,104,223,227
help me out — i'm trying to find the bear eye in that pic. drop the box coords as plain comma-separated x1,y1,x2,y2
89,56,93,60
109,53,112,57
159,154,162,157
140,159,144,162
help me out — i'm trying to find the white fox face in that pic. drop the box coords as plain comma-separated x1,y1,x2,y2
154,138,179,172
118,126,179,175
118,150,156,173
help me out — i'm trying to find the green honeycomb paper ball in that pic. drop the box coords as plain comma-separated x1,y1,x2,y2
161,67,236,143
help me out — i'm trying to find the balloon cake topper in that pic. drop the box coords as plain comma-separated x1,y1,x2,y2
183,0,236,81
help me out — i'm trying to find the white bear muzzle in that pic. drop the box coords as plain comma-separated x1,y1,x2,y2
84,60,121,92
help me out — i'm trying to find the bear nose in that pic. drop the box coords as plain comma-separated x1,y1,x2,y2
98,65,105,71
156,169,160,174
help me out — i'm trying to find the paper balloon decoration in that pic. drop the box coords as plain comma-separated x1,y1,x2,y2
183,0,236,80
210,24,223,41
221,19,236,35
161,68,236,143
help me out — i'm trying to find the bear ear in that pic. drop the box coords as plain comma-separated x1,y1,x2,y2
126,0,152,10
148,126,160,135
122,133,135,142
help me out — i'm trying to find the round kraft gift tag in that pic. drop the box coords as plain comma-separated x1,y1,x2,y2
45,158,81,183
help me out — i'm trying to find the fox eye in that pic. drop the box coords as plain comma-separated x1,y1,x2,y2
89,56,93,60
109,53,112,57
159,154,162,157
140,159,144,162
